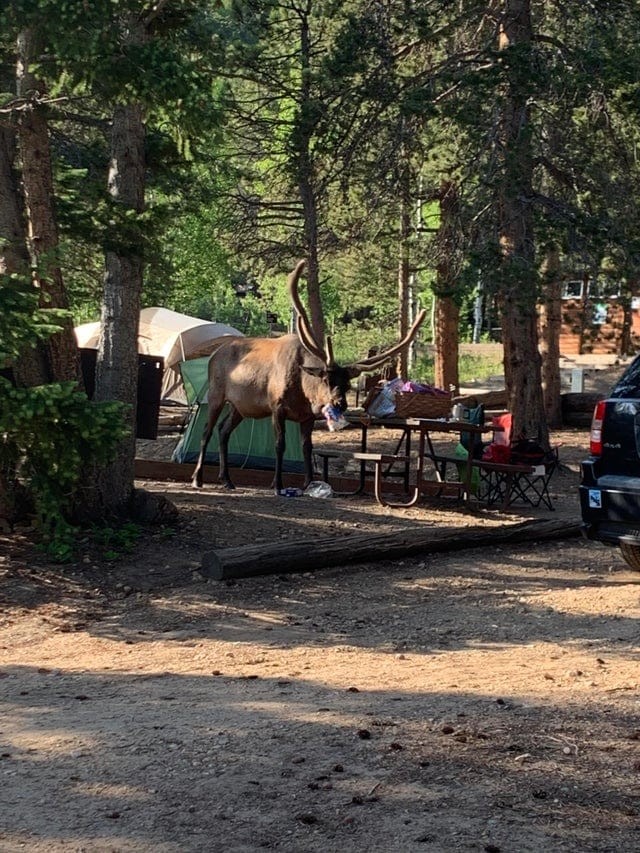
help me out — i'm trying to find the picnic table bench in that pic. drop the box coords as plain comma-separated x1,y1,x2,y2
315,448,410,496
315,416,557,511
316,415,494,508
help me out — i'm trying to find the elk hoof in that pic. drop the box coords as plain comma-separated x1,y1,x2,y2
191,478,202,489
221,481,236,490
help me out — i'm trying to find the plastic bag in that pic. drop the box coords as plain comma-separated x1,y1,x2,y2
304,480,333,499
454,442,480,494
322,404,348,431
366,377,405,418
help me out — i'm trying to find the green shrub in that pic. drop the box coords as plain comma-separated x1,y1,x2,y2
0,378,128,557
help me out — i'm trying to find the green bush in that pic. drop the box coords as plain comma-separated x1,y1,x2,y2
0,276,133,558
0,378,128,556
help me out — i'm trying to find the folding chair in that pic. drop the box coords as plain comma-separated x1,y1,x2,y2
476,413,512,504
476,414,558,510
509,445,559,510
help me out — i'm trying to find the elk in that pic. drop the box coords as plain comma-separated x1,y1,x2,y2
191,259,426,494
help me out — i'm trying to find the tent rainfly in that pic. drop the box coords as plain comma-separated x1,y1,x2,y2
74,307,242,403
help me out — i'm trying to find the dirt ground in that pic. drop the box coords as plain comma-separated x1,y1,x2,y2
1,365,639,852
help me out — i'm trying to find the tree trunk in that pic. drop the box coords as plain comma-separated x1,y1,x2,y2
16,28,80,384
0,123,29,277
619,289,633,356
577,270,591,355
0,117,30,522
538,244,562,427
433,297,459,393
91,98,146,516
299,179,323,341
0,49,49,388
201,517,580,580
0,55,46,523
433,180,460,393
497,0,548,447
397,157,411,378
296,8,324,343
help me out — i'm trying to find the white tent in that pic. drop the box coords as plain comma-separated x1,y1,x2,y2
75,307,243,403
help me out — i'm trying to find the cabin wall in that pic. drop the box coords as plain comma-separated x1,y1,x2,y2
558,298,640,355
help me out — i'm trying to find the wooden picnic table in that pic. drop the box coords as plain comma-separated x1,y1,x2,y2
318,414,497,508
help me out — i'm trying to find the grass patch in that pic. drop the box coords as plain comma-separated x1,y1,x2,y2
458,352,504,384
412,351,504,386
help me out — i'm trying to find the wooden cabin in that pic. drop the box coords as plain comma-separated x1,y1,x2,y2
558,279,640,356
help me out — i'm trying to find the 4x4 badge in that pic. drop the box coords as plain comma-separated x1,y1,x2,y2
588,489,602,508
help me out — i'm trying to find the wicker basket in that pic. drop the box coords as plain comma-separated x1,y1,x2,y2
394,391,452,419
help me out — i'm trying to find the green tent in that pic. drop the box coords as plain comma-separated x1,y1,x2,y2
172,357,305,472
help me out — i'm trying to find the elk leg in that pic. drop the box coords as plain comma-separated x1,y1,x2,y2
218,406,243,489
300,417,315,488
191,401,224,488
273,410,287,494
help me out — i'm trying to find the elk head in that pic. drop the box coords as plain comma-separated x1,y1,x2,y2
287,259,427,413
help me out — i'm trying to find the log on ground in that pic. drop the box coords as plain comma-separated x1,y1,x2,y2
201,517,581,580
561,392,604,427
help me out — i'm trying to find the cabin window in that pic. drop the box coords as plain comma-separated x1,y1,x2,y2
589,279,621,299
561,278,621,300
562,280,583,299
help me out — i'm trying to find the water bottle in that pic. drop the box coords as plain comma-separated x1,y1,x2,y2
304,480,333,499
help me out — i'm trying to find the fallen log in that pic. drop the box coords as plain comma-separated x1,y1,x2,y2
561,391,604,413
561,392,604,427
453,389,507,409
201,517,581,580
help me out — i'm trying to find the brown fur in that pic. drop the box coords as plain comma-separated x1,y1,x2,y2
191,260,426,495
191,335,349,493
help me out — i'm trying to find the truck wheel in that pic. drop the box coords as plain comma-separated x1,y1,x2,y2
619,542,640,571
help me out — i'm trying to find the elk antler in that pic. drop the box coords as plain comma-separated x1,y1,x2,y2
288,259,333,365
349,309,428,372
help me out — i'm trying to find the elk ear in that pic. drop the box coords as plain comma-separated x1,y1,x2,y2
301,365,327,378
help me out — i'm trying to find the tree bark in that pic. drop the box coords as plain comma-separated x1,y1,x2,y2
538,244,562,427
91,95,146,515
0,54,45,522
201,517,580,580
497,0,548,447
0,118,51,383
433,180,460,393
16,28,80,384
1,48,49,387
397,155,411,378
0,122,29,277
619,290,633,356
296,8,324,343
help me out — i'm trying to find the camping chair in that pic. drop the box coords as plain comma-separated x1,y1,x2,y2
477,414,558,510
508,440,559,510
475,413,512,505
